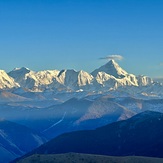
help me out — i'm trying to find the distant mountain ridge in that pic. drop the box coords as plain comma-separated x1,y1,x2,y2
1,95,163,140
0,60,156,93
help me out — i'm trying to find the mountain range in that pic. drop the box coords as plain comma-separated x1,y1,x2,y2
0,60,157,94
0,94,163,140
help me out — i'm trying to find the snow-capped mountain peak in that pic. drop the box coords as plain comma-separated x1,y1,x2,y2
0,70,19,89
8,67,31,79
91,59,128,78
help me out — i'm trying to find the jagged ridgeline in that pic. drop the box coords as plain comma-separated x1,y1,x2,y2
0,60,156,92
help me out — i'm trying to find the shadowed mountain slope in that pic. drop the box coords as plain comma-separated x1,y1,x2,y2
25,111,163,158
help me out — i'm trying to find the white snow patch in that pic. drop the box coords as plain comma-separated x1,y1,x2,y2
32,134,44,146
42,112,66,132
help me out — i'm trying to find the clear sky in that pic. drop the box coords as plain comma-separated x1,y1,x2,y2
0,0,163,78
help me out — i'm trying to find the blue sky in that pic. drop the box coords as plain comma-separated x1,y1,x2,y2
0,0,163,77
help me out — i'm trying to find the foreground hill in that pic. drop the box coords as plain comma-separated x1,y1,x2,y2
16,153,163,163
24,111,163,158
